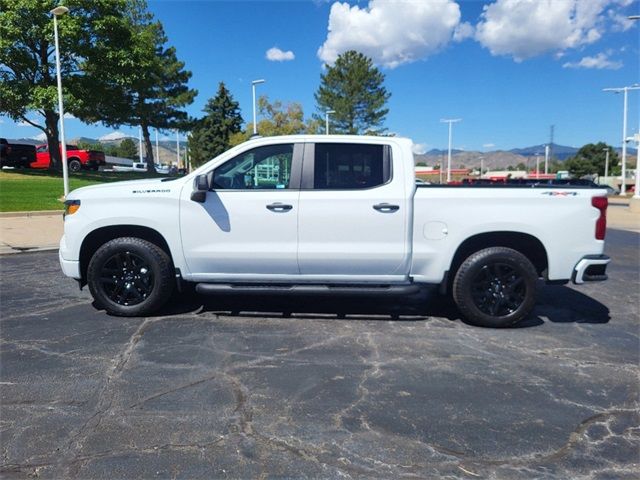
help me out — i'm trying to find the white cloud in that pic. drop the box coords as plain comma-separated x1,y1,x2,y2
608,10,634,32
317,0,461,68
453,22,474,42
562,52,623,69
475,0,612,61
63,112,76,119
482,143,496,149
31,133,47,142
266,47,295,62
412,142,429,155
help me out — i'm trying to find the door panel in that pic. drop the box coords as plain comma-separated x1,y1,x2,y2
180,143,302,278
297,142,410,277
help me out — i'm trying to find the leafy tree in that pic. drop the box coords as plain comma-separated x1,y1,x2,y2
118,138,138,159
77,140,104,151
515,162,527,171
75,0,196,172
565,142,620,177
189,82,243,168
314,50,390,135
0,0,132,169
230,96,316,146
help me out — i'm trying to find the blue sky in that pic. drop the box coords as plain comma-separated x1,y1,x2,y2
1,0,639,153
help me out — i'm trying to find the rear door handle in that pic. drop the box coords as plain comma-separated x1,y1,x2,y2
373,203,399,213
266,203,293,212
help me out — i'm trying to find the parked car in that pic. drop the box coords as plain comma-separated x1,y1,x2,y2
0,138,36,168
598,184,620,196
59,135,610,328
32,144,106,171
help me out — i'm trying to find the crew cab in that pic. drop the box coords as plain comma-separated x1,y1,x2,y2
59,135,610,327
32,144,105,171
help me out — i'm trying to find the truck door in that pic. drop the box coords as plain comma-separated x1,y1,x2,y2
180,143,302,279
297,142,410,278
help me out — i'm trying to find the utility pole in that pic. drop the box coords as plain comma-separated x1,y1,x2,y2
548,125,555,163
604,85,640,194
544,144,550,174
440,118,461,182
603,147,610,179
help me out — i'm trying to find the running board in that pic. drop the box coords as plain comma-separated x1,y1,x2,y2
195,283,421,297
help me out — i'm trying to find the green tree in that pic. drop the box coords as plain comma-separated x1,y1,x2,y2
75,0,196,172
314,50,390,135
0,0,132,169
118,138,138,159
230,96,316,146
189,82,243,168
565,142,620,177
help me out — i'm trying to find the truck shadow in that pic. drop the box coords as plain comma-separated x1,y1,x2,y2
158,283,610,328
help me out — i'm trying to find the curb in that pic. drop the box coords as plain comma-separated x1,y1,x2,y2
0,246,59,256
0,210,63,218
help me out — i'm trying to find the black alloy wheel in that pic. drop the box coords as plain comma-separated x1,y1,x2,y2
87,237,174,316
99,250,154,307
453,247,538,328
469,262,526,317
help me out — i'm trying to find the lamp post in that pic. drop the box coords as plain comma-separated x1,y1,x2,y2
175,129,180,168
544,144,550,174
440,118,461,182
251,79,265,136
603,147,610,179
51,5,69,197
325,110,335,135
603,84,640,194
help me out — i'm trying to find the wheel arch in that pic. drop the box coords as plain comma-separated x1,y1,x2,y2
443,231,548,293
79,225,174,284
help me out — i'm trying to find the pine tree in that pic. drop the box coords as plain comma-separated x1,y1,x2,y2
315,51,391,135
189,82,243,167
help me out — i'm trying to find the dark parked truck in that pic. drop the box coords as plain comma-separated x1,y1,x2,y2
32,144,106,171
0,138,36,168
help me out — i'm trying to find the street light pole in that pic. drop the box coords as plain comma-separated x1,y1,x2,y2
604,84,640,194
175,130,180,168
325,110,335,135
544,144,550,174
441,118,461,183
51,5,69,197
251,79,265,136
603,148,610,179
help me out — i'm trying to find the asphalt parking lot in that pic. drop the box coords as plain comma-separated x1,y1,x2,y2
1,229,638,479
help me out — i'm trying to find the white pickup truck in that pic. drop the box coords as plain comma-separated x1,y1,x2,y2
59,135,610,327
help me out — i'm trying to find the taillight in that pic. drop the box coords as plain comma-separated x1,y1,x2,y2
592,196,607,240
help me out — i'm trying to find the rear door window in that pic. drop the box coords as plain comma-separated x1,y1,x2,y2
313,143,390,189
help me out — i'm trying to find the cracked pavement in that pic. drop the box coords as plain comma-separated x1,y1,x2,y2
0,229,638,479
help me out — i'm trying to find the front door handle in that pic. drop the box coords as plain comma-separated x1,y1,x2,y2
373,203,399,213
266,203,293,212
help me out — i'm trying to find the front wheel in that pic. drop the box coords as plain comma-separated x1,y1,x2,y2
452,247,538,328
87,237,174,316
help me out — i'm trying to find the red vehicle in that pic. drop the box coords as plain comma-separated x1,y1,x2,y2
32,144,106,172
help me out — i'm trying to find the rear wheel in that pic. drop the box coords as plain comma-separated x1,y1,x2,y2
87,237,174,316
68,158,82,172
452,247,538,328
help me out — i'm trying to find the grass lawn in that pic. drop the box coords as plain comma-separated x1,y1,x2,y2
0,169,163,212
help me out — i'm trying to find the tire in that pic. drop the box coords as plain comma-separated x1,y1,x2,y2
68,158,82,172
87,237,174,316
452,247,538,328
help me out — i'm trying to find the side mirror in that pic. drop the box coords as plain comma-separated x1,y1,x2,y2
191,174,209,203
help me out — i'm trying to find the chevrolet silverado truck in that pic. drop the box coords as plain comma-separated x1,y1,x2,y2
33,144,105,171
59,135,610,327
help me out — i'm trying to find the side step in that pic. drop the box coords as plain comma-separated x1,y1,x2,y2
195,283,421,297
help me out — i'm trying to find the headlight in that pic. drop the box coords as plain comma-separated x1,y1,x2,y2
64,199,81,218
